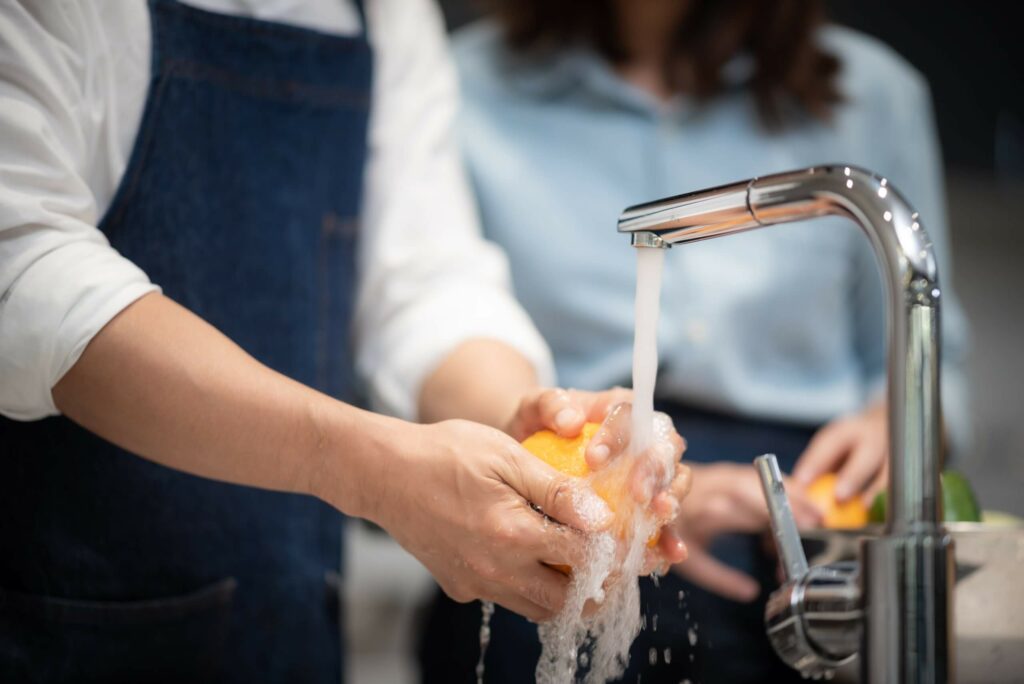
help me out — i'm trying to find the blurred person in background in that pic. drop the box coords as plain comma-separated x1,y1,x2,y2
418,0,969,682
0,0,690,681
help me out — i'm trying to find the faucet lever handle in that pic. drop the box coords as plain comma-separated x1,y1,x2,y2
754,454,809,581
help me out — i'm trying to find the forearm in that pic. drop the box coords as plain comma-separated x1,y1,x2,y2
52,292,394,520
417,339,538,430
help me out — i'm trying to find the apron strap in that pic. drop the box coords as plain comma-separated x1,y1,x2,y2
351,0,367,29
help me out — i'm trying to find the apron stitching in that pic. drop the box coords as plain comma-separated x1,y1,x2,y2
164,58,370,108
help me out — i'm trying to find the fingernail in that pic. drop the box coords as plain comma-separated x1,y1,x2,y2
555,408,580,430
834,482,852,501
589,443,610,465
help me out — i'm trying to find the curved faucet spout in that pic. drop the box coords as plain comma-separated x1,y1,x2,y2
618,165,941,532
618,165,953,684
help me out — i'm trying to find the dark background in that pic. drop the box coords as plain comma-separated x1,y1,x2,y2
824,2,1022,178
438,0,1024,513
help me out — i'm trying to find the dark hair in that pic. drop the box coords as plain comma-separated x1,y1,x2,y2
488,0,842,129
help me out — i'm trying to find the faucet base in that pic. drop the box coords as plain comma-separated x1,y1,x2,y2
765,562,861,678
861,532,956,684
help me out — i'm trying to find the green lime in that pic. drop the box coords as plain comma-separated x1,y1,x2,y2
941,470,981,522
869,491,887,523
864,471,981,523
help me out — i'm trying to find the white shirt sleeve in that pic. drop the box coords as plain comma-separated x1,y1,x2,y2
0,0,552,423
353,0,555,420
0,3,158,421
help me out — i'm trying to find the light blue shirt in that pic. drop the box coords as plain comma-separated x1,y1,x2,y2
453,23,970,450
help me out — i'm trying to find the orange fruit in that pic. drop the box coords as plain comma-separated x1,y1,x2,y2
521,422,601,478
804,473,869,529
521,424,660,576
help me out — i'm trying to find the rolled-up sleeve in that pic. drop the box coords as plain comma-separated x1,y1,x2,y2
353,0,554,421
0,11,158,420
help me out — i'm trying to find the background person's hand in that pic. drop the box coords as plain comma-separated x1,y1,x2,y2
792,400,889,506
366,418,615,622
670,463,821,602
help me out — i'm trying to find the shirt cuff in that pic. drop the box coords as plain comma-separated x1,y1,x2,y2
0,240,158,420
358,285,555,421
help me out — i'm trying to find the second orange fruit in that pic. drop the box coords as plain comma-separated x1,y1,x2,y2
804,473,869,529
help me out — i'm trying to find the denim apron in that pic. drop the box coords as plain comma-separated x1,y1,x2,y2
0,1,371,681
418,400,818,684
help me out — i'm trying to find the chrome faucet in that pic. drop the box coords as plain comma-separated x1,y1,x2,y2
618,166,955,683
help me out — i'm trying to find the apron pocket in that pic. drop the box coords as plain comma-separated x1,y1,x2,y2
0,577,236,683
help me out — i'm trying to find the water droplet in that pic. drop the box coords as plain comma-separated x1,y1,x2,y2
687,628,698,646
652,614,658,632
664,648,672,664
883,210,892,222
476,601,495,684
649,647,658,665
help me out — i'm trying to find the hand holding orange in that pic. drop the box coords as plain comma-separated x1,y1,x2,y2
521,423,665,554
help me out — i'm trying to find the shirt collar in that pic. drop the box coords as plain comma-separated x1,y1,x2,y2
499,44,754,118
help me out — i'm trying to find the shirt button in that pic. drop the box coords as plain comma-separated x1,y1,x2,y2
686,320,708,345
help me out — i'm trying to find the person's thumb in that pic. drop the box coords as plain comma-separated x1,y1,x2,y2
672,547,760,603
501,447,613,532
